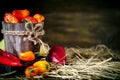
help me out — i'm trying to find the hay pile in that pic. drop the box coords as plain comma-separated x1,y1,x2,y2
42,44,120,80
1,44,120,80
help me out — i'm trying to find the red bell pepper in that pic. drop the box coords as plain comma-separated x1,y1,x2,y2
12,9,30,21
0,49,22,66
21,16,38,23
0,55,22,67
0,49,20,62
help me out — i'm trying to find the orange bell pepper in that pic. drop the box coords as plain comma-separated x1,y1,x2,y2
19,51,35,61
25,65,39,77
4,13,19,23
33,13,45,22
12,9,30,21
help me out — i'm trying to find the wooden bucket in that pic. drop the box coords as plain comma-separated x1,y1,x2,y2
1,21,44,72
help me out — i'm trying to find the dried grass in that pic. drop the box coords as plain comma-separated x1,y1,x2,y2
42,44,120,80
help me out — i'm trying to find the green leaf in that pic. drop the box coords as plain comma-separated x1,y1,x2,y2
39,45,46,56
35,45,47,56
0,39,6,51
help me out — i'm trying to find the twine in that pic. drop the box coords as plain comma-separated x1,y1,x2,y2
1,22,50,54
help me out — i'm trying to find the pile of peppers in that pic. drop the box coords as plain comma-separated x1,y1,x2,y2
4,9,45,23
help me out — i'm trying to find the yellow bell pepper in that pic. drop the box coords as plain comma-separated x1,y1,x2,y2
33,59,50,74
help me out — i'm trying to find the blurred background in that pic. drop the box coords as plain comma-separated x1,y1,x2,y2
0,0,120,51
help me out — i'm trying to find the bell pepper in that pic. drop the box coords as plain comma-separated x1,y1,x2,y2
19,51,35,61
4,13,19,23
0,55,22,67
0,49,20,62
21,16,38,23
33,59,50,74
33,13,45,22
0,49,22,66
25,65,39,77
12,9,30,21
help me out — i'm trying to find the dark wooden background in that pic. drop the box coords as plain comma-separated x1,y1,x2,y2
0,0,120,51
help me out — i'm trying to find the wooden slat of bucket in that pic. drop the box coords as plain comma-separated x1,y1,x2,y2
2,22,41,56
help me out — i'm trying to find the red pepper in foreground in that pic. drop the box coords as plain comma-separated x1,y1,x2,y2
0,49,22,66
0,49,20,63
0,55,22,67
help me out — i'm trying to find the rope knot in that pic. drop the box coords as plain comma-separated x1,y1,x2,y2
23,22,45,45
24,22,50,54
